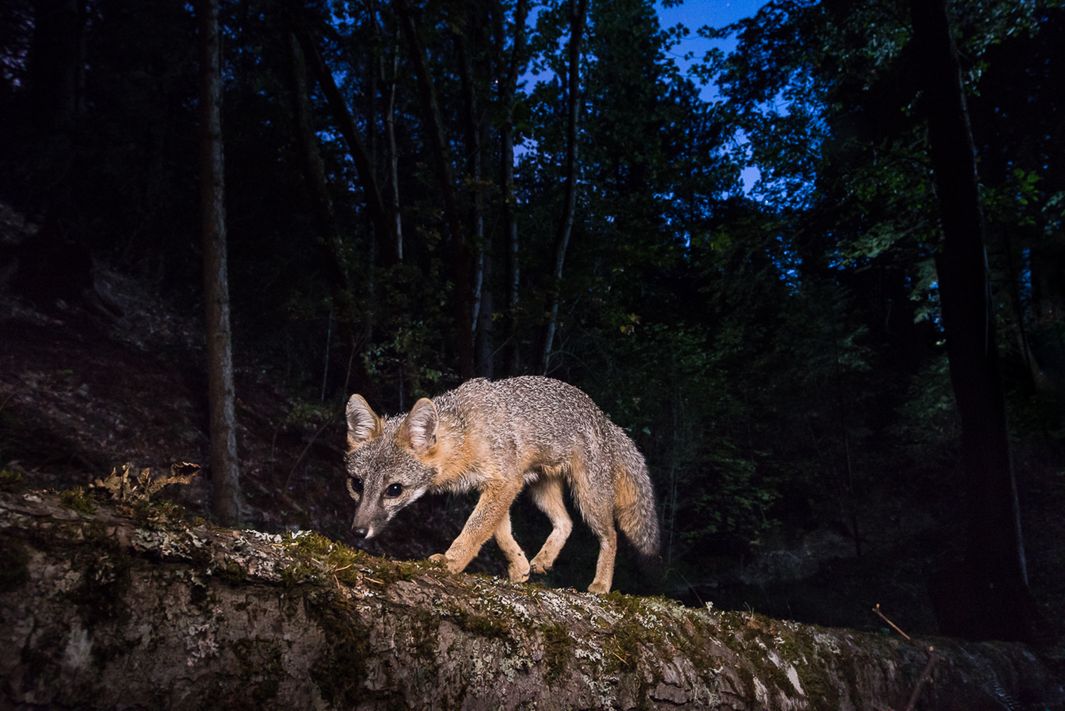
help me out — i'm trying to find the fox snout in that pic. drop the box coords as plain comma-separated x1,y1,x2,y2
350,500,389,540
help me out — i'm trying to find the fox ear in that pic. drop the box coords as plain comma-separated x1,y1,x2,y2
403,397,438,453
346,394,381,451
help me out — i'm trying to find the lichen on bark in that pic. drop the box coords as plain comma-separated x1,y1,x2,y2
0,489,1061,709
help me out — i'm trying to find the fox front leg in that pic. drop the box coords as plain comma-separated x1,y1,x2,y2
493,511,531,583
431,483,521,576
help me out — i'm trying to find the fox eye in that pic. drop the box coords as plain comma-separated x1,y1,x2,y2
384,483,403,498
348,477,363,496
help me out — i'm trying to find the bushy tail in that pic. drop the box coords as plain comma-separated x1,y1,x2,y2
614,438,660,559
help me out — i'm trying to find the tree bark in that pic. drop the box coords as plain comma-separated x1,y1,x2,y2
910,0,1036,642
395,0,476,379
198,0,242,526
541,0,588,374
1,488,1060,709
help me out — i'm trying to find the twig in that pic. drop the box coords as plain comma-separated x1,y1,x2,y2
873,603,912,641
903,646,937,711
674,569,705,608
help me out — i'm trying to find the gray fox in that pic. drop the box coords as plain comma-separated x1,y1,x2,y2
344,376,659,593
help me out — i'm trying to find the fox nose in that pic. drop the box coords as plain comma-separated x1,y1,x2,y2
352,526,368,539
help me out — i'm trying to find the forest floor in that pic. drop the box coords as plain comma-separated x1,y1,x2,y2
1,213,1063,656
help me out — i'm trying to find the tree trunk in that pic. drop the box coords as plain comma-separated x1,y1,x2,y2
364,0,381,348
395,0,476,379
286,32,353,308
29,0,83,131
198,0,241,526
2,488,1062,709
475,241,494,378
1029,239,1065,406
498,0,529,376
457,8,493,378
910,0,1036,642
541,0,588,374
293,17,394,251
381,19,404,262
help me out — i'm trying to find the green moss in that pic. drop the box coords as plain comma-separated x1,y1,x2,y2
0,468,23,491
541,622,573,681
282,530,451,592
216,559,250,584
406,608,443,663
279,560,319,587
606,615,645,673
374,558,427,584
602,592,658,673
133,498,188,528
283,531,370,586
60,486,96,514
451,609,512,640
0,538,29,593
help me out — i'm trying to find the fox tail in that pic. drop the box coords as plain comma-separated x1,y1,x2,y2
613,436,660,559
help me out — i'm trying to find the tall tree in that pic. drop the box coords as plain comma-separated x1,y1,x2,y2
293,16,394,250
497,0,530,375
910,0,1036,641
198,0,241,525
286,30,352,306
395,0,476,379
456,4,493,377
541,0,588,374
381,19,404,262
29,0,83,131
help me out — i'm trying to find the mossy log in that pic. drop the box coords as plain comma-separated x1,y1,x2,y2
0,489,1060,709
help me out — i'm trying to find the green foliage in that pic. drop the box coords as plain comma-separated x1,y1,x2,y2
685,445,776,542
0,469,23,491
59,487,96,515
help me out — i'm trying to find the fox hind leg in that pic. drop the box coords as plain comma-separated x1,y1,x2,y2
571,466,618,594
586,521,617,594
494,511,530,583
528,477,574,575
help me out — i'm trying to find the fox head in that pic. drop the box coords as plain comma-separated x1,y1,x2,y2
343,394,441,540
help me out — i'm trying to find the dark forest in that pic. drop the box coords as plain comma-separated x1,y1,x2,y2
1,0,1064,707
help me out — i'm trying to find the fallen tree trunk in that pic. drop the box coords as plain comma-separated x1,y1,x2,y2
0,487,1060,709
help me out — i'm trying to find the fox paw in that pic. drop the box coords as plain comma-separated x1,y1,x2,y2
429,553,466,575
529,556,553,575
508,559,531,583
